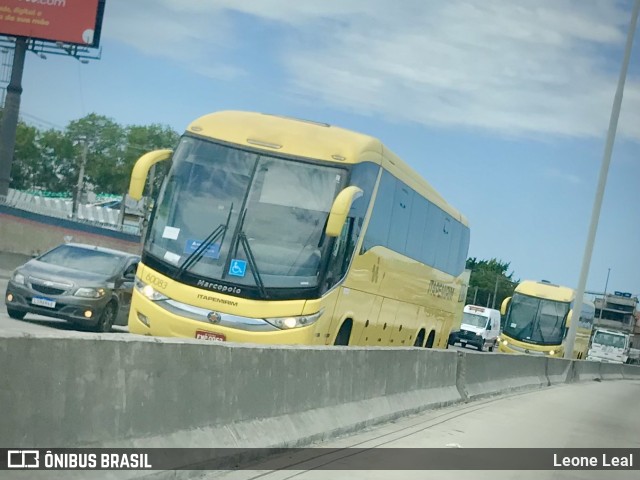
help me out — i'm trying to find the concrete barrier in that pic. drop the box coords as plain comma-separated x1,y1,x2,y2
546,357,573,385
0,332,461,449
457,351,547,400
622,364,640,379
599,362,624,380
2,332,638,480
572,359,601,382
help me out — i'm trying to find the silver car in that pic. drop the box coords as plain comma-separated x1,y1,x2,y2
5,243,140,332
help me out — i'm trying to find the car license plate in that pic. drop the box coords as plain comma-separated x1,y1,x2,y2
32,297,56,308
195,330,226,342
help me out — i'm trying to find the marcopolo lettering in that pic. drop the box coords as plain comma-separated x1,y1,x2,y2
196,279,241,295
428,280,455,300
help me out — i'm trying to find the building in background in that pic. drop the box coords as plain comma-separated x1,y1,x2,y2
594,292,638,349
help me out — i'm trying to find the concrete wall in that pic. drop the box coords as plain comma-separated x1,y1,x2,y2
0,205,141,256
3,332,639,456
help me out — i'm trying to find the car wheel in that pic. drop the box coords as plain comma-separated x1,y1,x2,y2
7,307,26,320
489,344,494,352
94,301,117,333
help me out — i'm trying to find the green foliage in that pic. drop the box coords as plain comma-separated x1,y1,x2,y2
9,113,179,196
465,257,518,310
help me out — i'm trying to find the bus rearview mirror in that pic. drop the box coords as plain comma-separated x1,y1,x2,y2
325,186,363,237
129,149,173,200
500,296,511,316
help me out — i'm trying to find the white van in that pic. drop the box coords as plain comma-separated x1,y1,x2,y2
448,305,501,352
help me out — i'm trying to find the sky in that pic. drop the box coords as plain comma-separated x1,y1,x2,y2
3,0,640,298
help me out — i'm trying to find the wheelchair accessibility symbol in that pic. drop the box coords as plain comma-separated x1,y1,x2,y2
229,259,247,277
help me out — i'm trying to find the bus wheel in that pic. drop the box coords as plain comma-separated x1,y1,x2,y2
414,329,425,347
334,320,352,346
425,331,436,348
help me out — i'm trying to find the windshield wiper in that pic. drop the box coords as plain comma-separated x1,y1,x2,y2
225,208,268,299
174,204,233,279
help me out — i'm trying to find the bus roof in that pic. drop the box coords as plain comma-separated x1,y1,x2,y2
515,280,575,303
186,111,467,224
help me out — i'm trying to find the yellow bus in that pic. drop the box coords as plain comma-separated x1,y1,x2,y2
498,280,595,358
127,111,470,347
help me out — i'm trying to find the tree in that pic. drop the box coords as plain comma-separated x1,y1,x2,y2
465,257,518,311
9,121,41,190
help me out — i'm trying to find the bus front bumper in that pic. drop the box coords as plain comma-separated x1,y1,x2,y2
128,290,317,345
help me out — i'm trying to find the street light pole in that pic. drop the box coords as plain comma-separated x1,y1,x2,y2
564,0,639,359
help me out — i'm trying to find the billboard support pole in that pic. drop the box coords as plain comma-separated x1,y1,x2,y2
0,37,27,197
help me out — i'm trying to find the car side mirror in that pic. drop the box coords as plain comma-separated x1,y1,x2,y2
123,263,138,281
487,322,492,330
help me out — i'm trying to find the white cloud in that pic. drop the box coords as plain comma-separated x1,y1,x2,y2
103,0,640,139
544,168,583,185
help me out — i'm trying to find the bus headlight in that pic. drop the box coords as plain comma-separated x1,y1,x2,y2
502,340,508,346
265,309,324,330
135,277,168,301
548,350,556,356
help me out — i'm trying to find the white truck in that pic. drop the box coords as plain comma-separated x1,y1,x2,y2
448,305,501,352
586,327,631,364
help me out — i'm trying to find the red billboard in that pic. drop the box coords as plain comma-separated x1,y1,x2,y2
0,0,104,47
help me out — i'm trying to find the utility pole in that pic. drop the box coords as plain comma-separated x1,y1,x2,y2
564,0,639,359
597,268,611,322
492,275,500,309
72,138,89,220
0,38,27,197
472,286,478,305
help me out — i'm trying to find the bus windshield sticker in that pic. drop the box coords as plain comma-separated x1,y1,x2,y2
162,226,180,240
229,259,247,277
184,239,221,259
164,251,181,264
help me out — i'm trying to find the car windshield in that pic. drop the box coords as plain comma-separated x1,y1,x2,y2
38,245,126,276
503,293,569,345
145,136,348,292
593,332,626,349
462,312,488,329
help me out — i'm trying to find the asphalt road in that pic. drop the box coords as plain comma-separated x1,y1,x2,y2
209,380,640,480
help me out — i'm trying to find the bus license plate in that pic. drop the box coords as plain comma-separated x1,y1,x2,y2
32,297,56,308
195,330,226,342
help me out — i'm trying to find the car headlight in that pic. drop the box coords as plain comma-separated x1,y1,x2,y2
265,309,324,330
75,287,106,298
135,277,168,301
11,271,25,285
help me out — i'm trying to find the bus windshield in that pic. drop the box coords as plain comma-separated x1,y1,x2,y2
593,331,627,349
145,136,348,293
503,293,569,345
462,312,488,329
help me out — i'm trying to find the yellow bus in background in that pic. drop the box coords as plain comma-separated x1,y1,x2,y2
127,111,470,347
498,280,594,358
